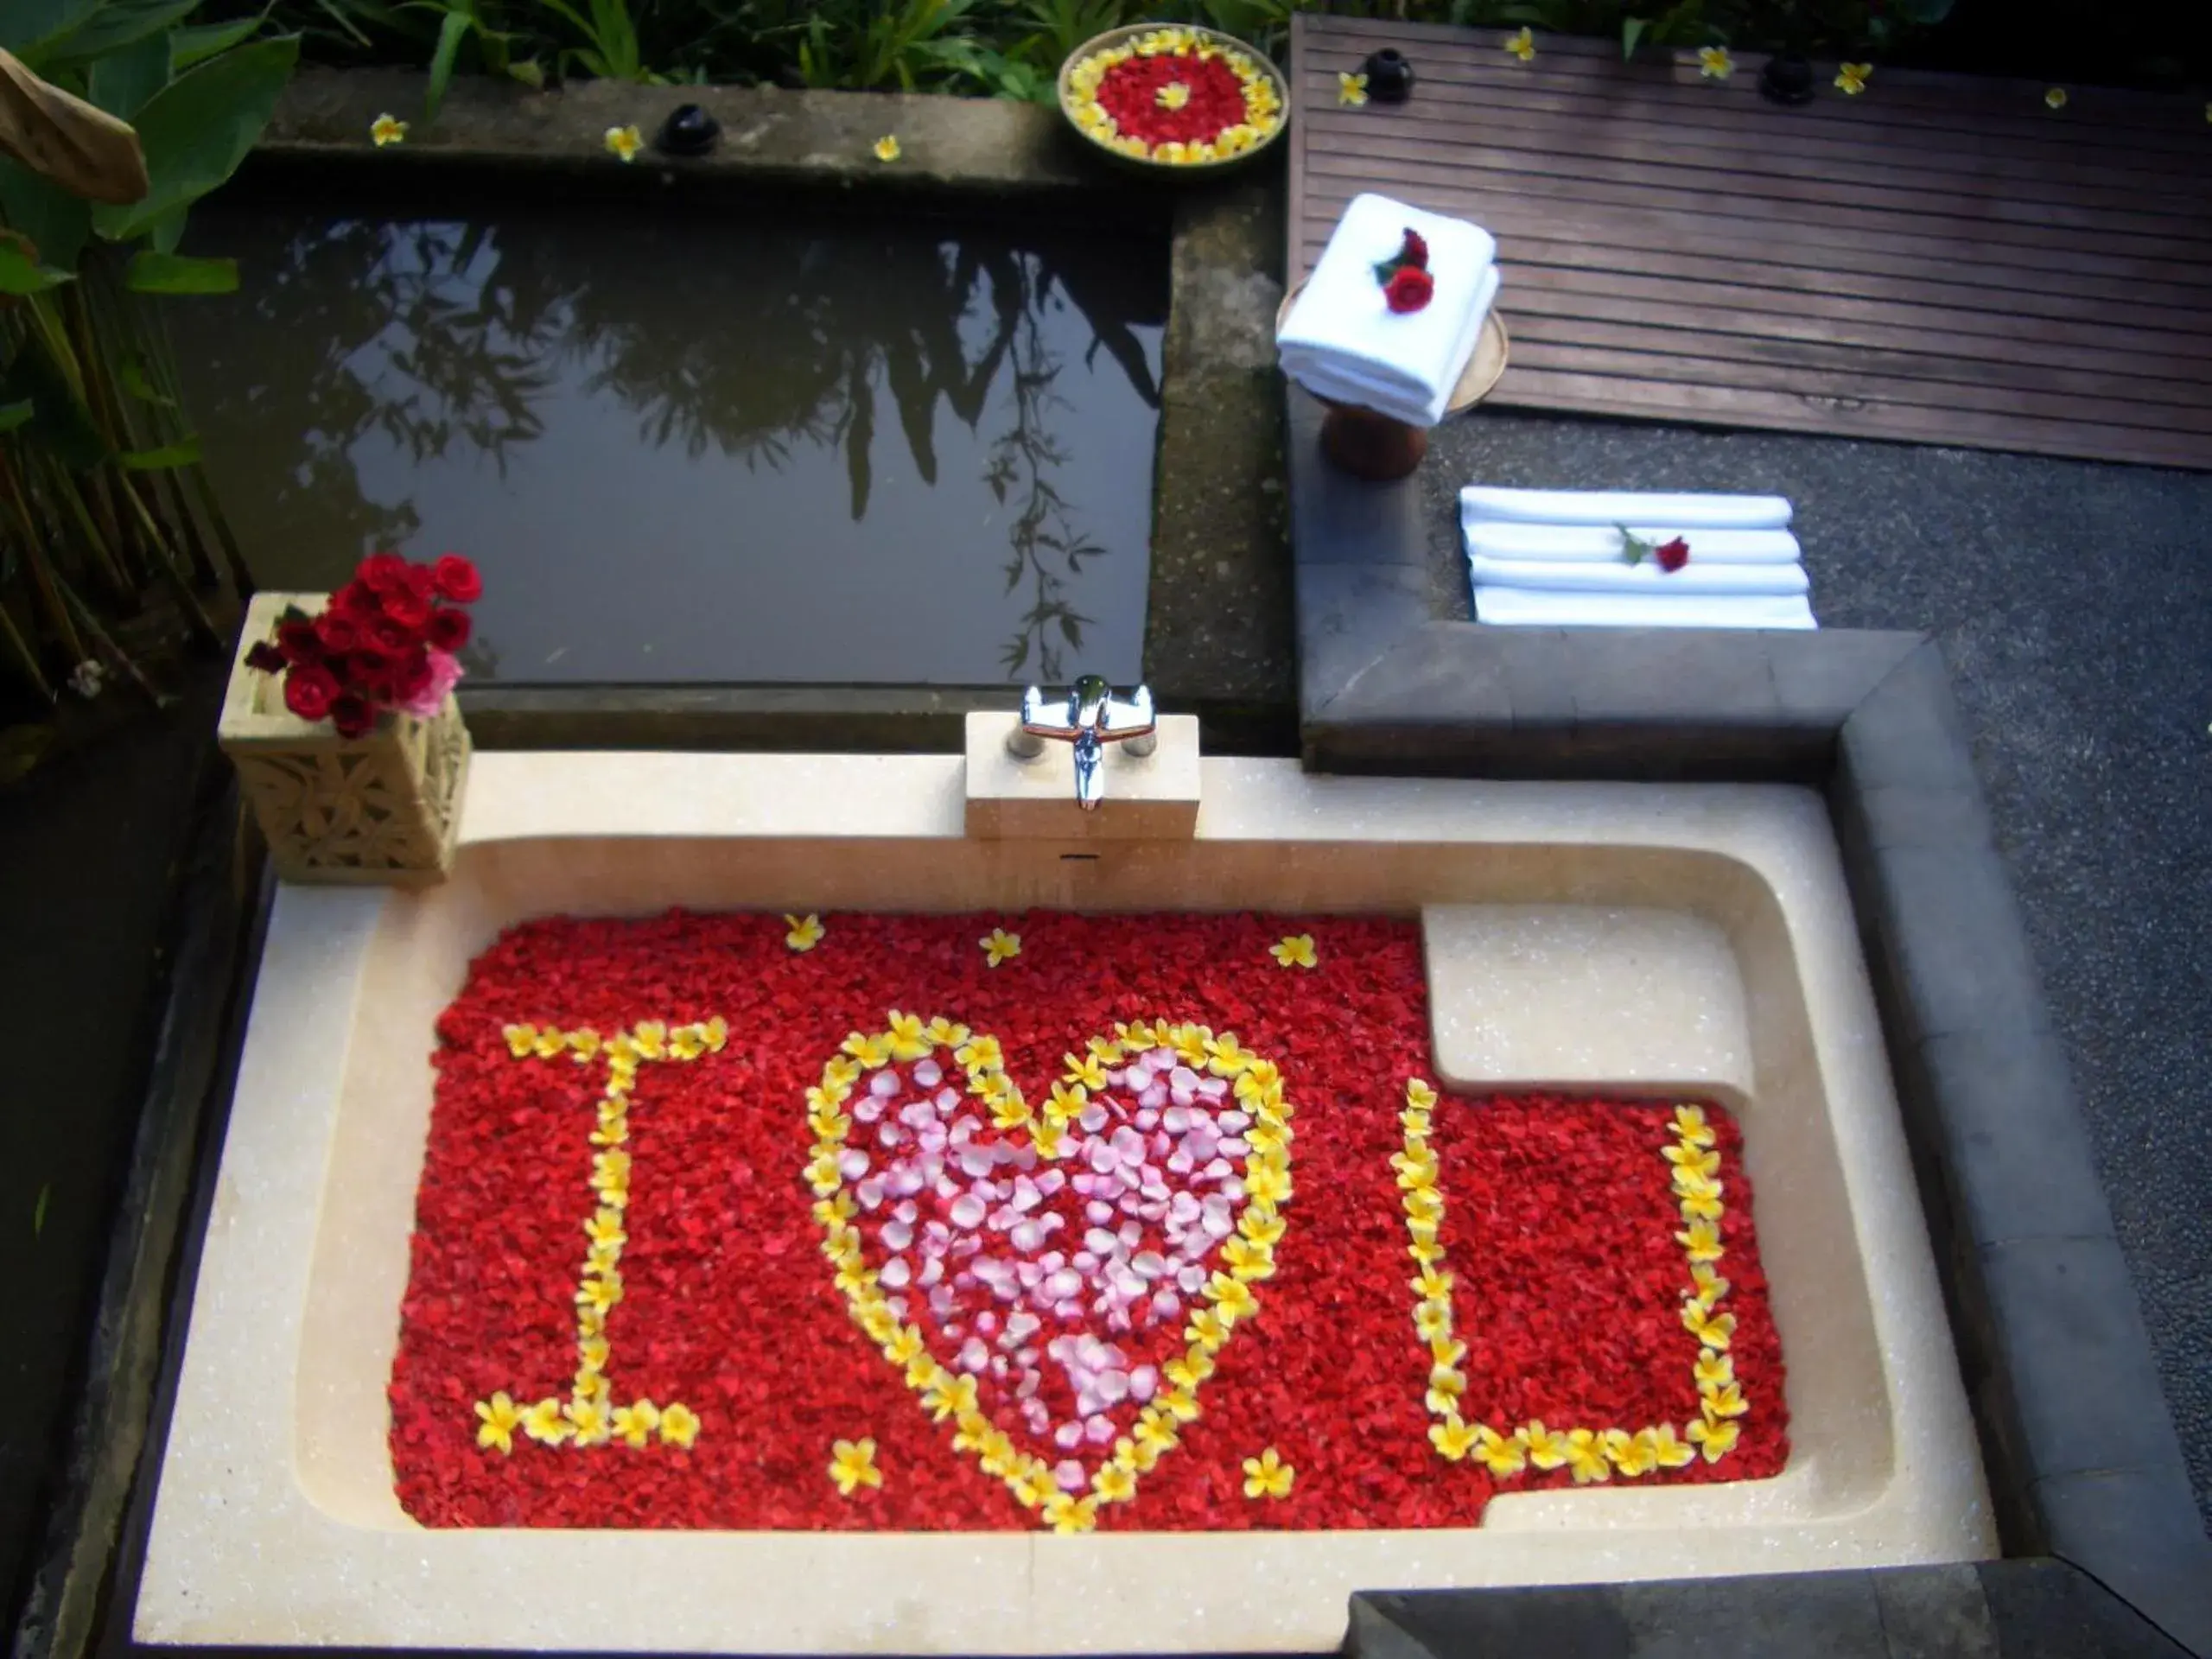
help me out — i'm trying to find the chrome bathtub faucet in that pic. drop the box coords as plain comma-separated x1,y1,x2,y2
1006,675,1158,811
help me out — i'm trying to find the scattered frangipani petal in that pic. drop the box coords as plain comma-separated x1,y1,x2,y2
2044,86,2068,110
830,1436,882,1494
981,927,1022,967
371,112,408,146
1834,60,1870,95
1338,70,1369,106
873,134,901,162
1699,46,1735,79
785,912,826,951
1504,26,1535,62
1268,933,1318,969
605,124,643,162
1241,1446,1294,1497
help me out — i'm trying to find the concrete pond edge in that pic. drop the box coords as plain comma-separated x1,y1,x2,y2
1284,383,2212,1659
250,68,1294,748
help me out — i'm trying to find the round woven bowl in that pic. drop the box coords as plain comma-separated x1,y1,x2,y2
1056,23,1290,177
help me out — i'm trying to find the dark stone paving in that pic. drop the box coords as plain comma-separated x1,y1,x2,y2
1420,410,2212,1532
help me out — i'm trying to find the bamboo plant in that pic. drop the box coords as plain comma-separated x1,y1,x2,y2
0,4,297,725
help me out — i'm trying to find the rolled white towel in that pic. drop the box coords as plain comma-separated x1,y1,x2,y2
1472,588,1817,629
1284,269,1498,425
1460,487,1793,530
1278,193,1497,425
1463,522,1803,565
1471,556,1809,595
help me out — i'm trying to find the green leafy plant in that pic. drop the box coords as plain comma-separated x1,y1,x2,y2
0,3,296,715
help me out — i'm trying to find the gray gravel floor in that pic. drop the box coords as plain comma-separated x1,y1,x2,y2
1421,410,2212,1532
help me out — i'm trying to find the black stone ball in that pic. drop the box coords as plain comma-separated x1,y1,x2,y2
1360,48,1415,103
1758,53,1818,106
658,104,721,157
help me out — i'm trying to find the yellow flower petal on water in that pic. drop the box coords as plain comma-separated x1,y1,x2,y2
533,1027,567,1059
612,1398,660,1449
1835,60,1870,94
1564,1427,1611,1484
1690,1261,1731,1307
1135,1409,1179,1453
1413,1297,1452,1342
784,912,825,950
1185,1306,1230,1351
1699,46,1735,79
1240,1208,1286,1249
1673,1103,1714,1145
1663,1141,1719,1179
1224,1235,1275,1281
1689,1413,1740,1461
1428,1415,1479,1460
658,1402,700,1448
1205,1271,1259,1324
1524,1420,1573,1469
1606,1427,1660,1477
1675,1216,1725,1262
955,1033,1003,1071
1242,1446,1295,1498
604,124,642,162
1164,1349,1216,1392
1682,1303,1737,1350
2044,86,2068,110
1269,933,1318,969
1246,1160,1292,1206
1701,1378,1750,1418
474,1391,524,1453
1065,1052,1110,1090
830,1435,882,1494
980,926,1021,967
371,112,409,147
1473,1423,1527,1476
887,1008,931,1060
1205,1032,1255,1075
1043,1492,1099,1534
1504,26,1535,61
1338,70,1369,106
521,1395,572,1446
563,1395,612,1446
1405,1077,1439,1110
1694,1345,1734,1389
1094,1462,1138,1502
502,1023,536,1058
1648,1421,1697,1468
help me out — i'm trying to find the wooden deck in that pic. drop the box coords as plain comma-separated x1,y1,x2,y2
1287,16,2212,469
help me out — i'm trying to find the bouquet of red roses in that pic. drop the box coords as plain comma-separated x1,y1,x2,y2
243,552,481,739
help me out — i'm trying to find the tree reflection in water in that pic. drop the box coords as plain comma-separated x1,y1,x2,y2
182,200,1163,684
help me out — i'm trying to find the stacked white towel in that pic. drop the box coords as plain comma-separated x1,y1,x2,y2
1460,487,1818,630
1277,194,1500,428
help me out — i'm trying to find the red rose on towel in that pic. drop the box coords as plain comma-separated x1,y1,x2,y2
1656,537,1691,572
1383,265,1433,314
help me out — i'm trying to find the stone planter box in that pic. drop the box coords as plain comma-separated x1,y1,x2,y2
217,592,470,886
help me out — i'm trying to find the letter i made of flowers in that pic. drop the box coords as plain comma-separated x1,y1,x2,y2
470,1018,729,1456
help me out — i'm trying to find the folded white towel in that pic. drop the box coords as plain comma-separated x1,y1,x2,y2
1284,269,1499,425
1461,521,1802,566
1460,487,1793,530
1278,193,1497,428
1472,588,1818,629
1470,556,1808,595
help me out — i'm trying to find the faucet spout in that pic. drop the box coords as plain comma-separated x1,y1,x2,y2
1007,677,1158,809
1071,731,1106,810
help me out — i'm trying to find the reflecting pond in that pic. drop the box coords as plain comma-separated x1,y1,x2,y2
175,198,1167,686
